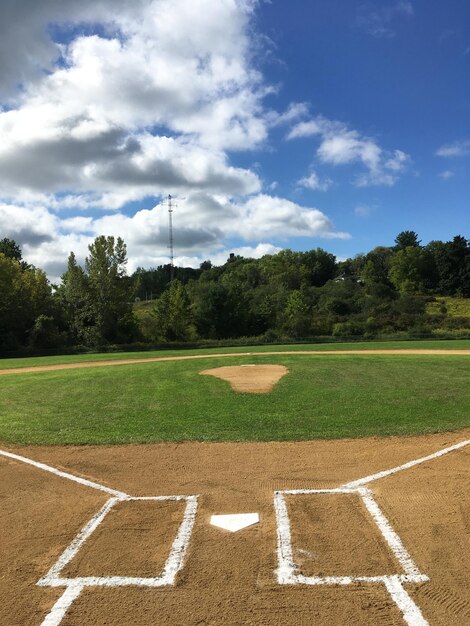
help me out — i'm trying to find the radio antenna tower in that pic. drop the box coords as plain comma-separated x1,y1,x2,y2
167,194,175,280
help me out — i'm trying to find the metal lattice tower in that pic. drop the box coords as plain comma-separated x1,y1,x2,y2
167,194,175,280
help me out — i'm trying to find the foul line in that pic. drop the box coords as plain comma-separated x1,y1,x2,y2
40,584,83,626
0,449,129,499
274,439,469,626
343,439,470,489
384,577,429,626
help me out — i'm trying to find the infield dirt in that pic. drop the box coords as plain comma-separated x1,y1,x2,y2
0,348,469,376
1,429,469,625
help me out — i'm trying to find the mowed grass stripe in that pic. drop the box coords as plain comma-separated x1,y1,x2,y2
1,338,470,370
0,354,468,444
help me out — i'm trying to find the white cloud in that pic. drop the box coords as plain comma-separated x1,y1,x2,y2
0,193,350,280
355,1,414,39
0,0,357,279
234,195,350,240
286,118,326,139
0,0,266,205
438,169,455,180
208,243,283,266
266,102,309,128
288,116,410,187
297,171,332,191
354,205,374,218
436,139,470,158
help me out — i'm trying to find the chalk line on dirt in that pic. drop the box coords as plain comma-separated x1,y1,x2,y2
38,495,198,623
343,439,470,489
384,577,430,626
0,449,130,498
274,439,469,626
38,495,198,588
40,584,83,626
0,448,198,624
274,488,429,625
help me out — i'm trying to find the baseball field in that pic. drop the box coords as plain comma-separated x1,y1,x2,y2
0,340,469,625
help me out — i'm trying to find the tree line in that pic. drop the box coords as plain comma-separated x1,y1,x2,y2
0,231,469,354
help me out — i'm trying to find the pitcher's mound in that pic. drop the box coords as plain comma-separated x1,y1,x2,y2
200,364,288,393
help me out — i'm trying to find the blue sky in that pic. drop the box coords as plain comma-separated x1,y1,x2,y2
253,0,470,253
0,0,468,279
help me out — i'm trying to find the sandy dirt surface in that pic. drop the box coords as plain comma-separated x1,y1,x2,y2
1,429,469,625
0,348,469,375
200,364,288,393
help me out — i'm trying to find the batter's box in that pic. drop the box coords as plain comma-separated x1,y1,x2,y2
274,487,430,626
37,495,198,626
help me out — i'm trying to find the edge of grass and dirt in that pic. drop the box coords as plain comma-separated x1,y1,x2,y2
1,338,470,371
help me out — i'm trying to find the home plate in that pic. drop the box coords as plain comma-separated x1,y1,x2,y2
210,513,260,532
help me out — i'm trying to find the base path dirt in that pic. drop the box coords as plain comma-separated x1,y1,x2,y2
1,429,469,625
200,364,289,392
0,348,469,376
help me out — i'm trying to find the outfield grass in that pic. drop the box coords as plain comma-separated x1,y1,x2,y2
0,353,468,444
1,338,470,370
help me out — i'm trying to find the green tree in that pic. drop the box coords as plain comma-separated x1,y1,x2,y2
389,247,437,293
427,236,470,296
0,238,22,261
0,253,56,350
301,248,337,286
283,290,310,337
394,230,421,250
362,246,395,297
153,280,194,341
59,252,94,344
85,236,135,343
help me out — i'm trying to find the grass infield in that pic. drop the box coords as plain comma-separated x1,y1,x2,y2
0,351,468,444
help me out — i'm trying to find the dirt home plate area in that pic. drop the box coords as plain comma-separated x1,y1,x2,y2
0,429,468,626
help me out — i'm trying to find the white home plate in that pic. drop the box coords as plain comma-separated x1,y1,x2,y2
210,513,260,532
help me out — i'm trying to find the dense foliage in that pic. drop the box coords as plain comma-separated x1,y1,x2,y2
0,231,469,354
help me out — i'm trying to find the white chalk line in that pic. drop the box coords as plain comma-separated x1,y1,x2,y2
343,439,470,489
3,441,467,624
274,492,296,585
161,495,198,584
0,448,198,624
37,494,198,625
274,487,430,626
273,439,470,625
358,487,421,576
294,574,429,586
0,449,129,499
384,577,430,626
40,584,83,626
38,498,120,584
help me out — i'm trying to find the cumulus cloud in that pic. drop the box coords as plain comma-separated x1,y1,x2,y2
0,193,349,280
354,1,414,39
288,116,410,187
296,171,332,191
0,0,266,204
436,139,470,158
354,205,374,218
438,170,455,180
0,0,354,278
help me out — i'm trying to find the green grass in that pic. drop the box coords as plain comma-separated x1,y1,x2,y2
1,338,469,370
0,353,468,445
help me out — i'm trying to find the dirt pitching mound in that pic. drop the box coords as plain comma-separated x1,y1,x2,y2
200,364,288,393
